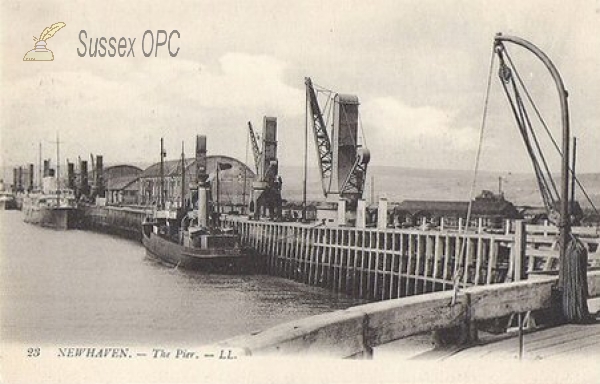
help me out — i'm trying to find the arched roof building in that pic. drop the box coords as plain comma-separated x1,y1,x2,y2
139,156,255,208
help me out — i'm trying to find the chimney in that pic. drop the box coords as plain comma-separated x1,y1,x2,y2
28,163,34,192
18,166,23,192
196,135,207,183
95,155,104,197
12,168,17,193
67,162,75,190
80,160,89,197
43,160,50,177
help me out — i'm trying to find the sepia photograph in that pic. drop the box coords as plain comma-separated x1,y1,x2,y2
1,1,599,383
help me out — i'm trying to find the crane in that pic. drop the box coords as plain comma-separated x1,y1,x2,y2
306,77,334,195
247,121,262,175
492,34,594,322
248,117,282,220
305,77,370,209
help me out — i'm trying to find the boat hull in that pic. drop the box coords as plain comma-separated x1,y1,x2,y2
0,198,18,210
23,205,78,230
142,230,252,273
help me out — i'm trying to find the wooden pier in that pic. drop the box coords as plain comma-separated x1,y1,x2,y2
224,216,600,301
417,313,600,361
218,270,600,358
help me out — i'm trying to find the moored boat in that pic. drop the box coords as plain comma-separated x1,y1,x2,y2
22,134,79,230
142,210,248,272
0,192,17,210
0,180,17,210
23,182,78,230
141,135,252,273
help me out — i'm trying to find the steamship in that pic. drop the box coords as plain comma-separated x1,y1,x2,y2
141,135,251,273
0,180,17,210
23,173,78,230
0,191,17,210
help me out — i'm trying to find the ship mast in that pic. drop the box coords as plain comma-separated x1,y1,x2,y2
181,141,185,212
38,142,42,189
56,132,60,201
160,137,165,210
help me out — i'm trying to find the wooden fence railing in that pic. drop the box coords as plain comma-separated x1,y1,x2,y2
225,217,525,300
225,216,600,300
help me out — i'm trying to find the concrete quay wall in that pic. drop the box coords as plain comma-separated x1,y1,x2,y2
79,205,149,241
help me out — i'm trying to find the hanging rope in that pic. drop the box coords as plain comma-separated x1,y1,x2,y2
506,52,560,203
455,44,497,282
496,47,560,215
504,49,600,218
562,233,592,322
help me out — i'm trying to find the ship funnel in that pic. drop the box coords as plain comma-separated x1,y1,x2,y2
12,168,17,193
95,155,104,197
196,135,207,183
43,160,50,177
67,162,75,190
80,160,89,197
196,135,208,228
28,163,34,192
17,166,23,192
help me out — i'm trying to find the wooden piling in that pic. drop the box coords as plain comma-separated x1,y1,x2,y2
221,216,539,302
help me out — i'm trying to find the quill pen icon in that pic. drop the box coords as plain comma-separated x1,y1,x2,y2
24,22,66,61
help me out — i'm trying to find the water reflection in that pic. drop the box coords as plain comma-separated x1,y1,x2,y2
0,211,364,346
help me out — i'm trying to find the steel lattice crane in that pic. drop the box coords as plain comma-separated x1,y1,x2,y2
247,121,262,175
305,77,370,210
247,117,282,220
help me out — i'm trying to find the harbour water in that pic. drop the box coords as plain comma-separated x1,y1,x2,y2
0,211,364,346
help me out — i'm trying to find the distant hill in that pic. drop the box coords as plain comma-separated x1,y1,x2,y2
3,162,599,209
278,165,600,209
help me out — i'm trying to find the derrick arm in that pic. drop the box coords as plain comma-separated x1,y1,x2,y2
340,147,370,202
247,121,262,175
305,77,333,197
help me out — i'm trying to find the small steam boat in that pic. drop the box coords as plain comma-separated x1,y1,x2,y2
141,135,251,273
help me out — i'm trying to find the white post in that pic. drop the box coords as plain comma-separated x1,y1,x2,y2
356,199,366,229
377,197,388,230
337,198,347,226
514,220,526,282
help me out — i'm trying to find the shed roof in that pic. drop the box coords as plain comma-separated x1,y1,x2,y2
107,175,139,191
396,198,519,217
140,155,255,179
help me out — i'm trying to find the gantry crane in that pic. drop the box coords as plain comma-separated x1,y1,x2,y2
248,117,282,220
305,77,370,213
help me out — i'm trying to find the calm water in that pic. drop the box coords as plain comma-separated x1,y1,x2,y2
0,211,363,346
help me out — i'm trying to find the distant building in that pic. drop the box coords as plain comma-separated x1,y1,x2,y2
392,190,521,228
518,206,549,224
139,155,255,212
281,201,318,222
519,200,585,226
105,165,143,206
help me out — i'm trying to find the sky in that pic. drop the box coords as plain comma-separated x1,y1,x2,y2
1,0,599,176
